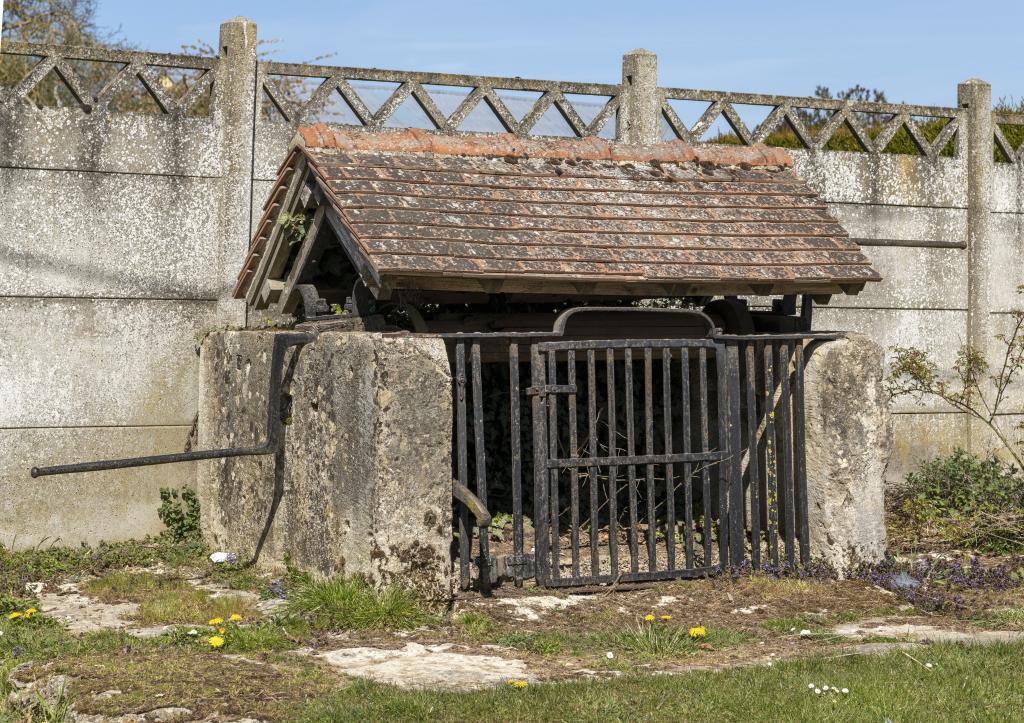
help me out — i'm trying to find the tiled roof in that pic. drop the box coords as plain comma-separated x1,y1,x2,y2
234,126,879,300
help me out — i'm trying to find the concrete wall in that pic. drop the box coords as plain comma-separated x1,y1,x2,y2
3,19,1022,546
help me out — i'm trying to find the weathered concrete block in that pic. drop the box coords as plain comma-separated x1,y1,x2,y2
804,334,892,572
198,331,454,602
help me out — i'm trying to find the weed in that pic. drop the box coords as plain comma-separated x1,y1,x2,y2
158,486,202,543
80,571,183,603
615,618,694,657
889,450,1024,554
495,631,569,656
285,576,432,631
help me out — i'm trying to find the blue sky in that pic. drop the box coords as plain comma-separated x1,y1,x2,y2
92,0,1023,108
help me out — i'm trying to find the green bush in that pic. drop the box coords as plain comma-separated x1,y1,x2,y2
890,450,1024,553
158,486,201,543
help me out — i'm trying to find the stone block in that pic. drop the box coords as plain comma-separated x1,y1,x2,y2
804,334,892,572
198,331,454,602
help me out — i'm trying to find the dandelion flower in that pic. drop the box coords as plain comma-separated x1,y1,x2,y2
218,627,226,634
208,617,224,626
208,635,225,648
659,615,672,621
808,684,815,689
6,612,21,620
644,614,656,622
689,626,706,639
508,679,528,688
814,688,821,695
841,688,849,694
23,608,37,619
229,613,243,621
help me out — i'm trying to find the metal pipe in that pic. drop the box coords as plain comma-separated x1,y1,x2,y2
452,481,492,528
30,332,317,478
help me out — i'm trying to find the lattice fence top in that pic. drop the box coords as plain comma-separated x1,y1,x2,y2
4,40,1024,161
258,61,622,139
0,42,217,117
660,88,964,160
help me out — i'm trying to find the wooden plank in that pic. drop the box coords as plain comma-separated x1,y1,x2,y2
280,204,327,314
245,158,309,308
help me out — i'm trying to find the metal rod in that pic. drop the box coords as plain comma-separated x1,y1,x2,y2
509,343,525,587
680,348,694,569
455,343,472,590
30,332,315,478
568,349,581,578
586,349,600,578
605,347,619,578
793,342,811,564
624,347,639,574
763,343,779,566
744,342,762,568
662,348,676,571
471,343,491,594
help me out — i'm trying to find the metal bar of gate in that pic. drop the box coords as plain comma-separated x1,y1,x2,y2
531,345,550,585
643,348,657,572
605,348,620,578
697,348,713,566
546,349,561,581
470,344,491,593
586,350,600,578
680,348,695,569
624,347,639,574
727,343,745,567
715,344,731,567
508,343,525,587
662,349,676,571
568,350,581,578
762,343,780,566
777,341,796,566
744,342,762,568
454,344,472,589
793,342,811,564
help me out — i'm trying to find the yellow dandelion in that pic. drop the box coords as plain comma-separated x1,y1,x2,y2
229,613,243,621
660,615,672,621
7,612,22,620
643,614,656,622
208,617,224,626
507,679,528,689
208,635,225,648
218,627,226,634
689,626,707,639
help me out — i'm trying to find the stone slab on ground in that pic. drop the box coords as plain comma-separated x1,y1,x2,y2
834,619,1024,644
317,643,530,690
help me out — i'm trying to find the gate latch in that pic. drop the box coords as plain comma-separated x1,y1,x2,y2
525,384,577,398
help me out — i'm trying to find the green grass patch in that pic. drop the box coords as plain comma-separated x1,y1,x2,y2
972,606,1024,630
453,611,497,639
136,587,258,626
80,571,186,604
0,538,208,596
613,620,747,658
297,641,1024,721
494,630,573,656
285,576,432,631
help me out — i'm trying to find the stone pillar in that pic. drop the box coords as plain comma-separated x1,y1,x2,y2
616,49,660,146
198,331,454,602
803,334,892,573
958,79,995,455
215,17,258,325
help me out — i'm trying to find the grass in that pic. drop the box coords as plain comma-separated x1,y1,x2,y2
136,588,258,626
0,538,208,596
296,641,1024,721
78,571,260,626
453,611,497,639
285,576,433,631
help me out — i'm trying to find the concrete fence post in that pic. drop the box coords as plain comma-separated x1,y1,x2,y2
616,49,660,146
215,17,259,325
958,79,995,455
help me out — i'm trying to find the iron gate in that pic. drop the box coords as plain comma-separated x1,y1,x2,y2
449,332,820,592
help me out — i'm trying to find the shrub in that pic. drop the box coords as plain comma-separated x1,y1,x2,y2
889,450,1024,554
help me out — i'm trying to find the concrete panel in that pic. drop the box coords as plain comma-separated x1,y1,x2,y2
826,245,966,310
992,164,1023,214
0,168,221,299
813,307,965,413
829,203,967,246
989,212,1024,312
0,297,220,427
0,106,222,177
0,425,192,548
791,150,966,209
254,123,294,181
888,412,966,485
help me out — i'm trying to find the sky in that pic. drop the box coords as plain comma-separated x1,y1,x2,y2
88,0,1023,108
